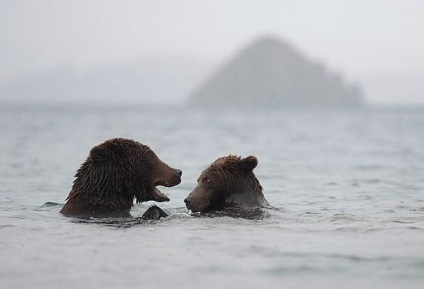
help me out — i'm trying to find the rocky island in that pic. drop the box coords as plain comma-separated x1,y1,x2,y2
188,36,363,108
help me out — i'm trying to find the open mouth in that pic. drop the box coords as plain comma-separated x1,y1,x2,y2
137,183,171,203
151,186,170,202
152,174,181,202
143,173,181,203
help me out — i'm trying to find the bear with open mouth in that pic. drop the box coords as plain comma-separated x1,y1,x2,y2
60,138,181,218
184,155,269,214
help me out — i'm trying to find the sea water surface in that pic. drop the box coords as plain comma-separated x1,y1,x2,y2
0,104,423,289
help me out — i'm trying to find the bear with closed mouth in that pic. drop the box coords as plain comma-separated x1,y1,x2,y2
60,138,182,218
184,155,269,213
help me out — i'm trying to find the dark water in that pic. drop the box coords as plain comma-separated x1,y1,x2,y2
0,104,423,289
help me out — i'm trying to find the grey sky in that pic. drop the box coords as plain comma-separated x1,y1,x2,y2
1,0,423,104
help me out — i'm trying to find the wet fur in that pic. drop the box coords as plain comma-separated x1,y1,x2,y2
61,138,181,218
185,155,269,213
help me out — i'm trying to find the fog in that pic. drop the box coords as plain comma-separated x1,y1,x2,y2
1,0,423,105
1,2,424,288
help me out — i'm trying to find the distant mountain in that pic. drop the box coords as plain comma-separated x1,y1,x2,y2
0,56,212,104
188,36,363,108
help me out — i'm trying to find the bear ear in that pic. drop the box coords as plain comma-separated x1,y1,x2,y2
89,145,111,162
239,155,258,172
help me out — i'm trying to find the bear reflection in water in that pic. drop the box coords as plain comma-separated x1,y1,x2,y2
184,155,270,218
60,138,182,219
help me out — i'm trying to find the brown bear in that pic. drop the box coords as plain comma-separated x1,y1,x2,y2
184,155,269,213
60,138,182,218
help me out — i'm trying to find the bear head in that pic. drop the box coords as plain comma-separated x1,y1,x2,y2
60,138,182,217
184,155,268,213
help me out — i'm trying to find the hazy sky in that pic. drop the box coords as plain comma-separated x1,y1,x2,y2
1,0,423,104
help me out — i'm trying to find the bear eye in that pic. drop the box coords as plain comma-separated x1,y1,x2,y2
202,177,210,184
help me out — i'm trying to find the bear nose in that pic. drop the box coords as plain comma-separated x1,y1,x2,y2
184,198,191,206
175,169,182,177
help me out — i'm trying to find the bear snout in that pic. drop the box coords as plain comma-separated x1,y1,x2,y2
170,168,182,186
168,168,182,186
184,189,209,212
175,169,182,177
156,168,182,187
184,197,191,208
